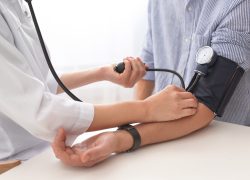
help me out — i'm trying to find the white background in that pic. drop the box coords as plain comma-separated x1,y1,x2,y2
34,0,148,71
32,0,149,103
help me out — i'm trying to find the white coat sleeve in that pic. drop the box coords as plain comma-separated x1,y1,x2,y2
46,70,59,94
0,35,94,143
44,47,60,94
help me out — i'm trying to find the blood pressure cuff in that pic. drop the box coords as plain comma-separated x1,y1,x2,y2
188,56,245,117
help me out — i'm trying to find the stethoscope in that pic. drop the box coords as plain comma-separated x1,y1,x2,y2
25,0,216,102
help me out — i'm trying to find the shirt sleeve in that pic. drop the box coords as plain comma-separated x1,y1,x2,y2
140,0,155,81
211,0,250,70
44,43,59,94
0,35,94,144
46,71,59,94
0,13,15,45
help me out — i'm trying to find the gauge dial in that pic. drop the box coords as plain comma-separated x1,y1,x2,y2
196,46,214,65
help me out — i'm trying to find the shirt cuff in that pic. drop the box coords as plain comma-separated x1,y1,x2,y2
141,50,155,81
46,71,59,94
66,103,94,146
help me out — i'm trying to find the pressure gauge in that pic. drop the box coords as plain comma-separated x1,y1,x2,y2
196,46,216,65
194,46,217,76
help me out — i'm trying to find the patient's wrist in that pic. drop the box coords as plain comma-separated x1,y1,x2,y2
114,130,134,153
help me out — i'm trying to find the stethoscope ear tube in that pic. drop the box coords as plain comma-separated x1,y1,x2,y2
26,0,82,102
27,0,197,99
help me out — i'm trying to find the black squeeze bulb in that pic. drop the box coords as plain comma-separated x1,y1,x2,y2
113,62,186,89
114,62,126,74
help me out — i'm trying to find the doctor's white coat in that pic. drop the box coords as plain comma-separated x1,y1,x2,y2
0,0,94,160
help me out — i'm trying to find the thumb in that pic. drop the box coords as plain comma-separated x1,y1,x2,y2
52,128,66,152
80,145,107,163
121,60,132,77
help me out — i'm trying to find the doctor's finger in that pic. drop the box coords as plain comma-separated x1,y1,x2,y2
165,85,185,92
179,92,197,99
125,57,135,61
136,58,147,77
136,57,145,68
179,108,197,117
121,60,132,78
65,147,74,155
129,60,141,83
181,99,198,109
52,129,70,161
52,128,66,152
52,129,78,162
52,129,84,166
54,146,84,167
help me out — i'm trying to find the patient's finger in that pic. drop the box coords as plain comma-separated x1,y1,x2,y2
83,155,110,167
80,145,108,164
68,154,83,167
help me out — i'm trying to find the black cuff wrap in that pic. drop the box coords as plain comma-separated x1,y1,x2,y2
188,56,245,117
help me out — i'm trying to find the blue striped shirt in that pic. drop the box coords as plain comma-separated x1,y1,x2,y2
141,0,250,126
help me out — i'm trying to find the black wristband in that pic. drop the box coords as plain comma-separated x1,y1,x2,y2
117,124,141,152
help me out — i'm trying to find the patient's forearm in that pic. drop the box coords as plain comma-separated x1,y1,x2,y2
139,103,214,146
117,103,214,152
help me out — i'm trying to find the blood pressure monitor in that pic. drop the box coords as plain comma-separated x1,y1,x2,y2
195,46,217,76
25,0,245,121
188,46,245,117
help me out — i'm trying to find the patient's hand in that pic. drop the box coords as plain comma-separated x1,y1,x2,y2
52,128,122,167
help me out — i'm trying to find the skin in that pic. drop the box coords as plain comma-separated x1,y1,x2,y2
56,58,198,129
90,85,198,131
51,57,214,167
57,58,147,94
52,103,213,167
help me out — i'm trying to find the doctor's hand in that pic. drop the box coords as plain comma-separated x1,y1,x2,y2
102,57,146,88
143,85,198,122
52,128,127,167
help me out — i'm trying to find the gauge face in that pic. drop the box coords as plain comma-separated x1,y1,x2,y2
196,46,214,64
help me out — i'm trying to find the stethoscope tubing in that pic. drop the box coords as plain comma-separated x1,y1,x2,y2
26,0,82,102
26,0,197,102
